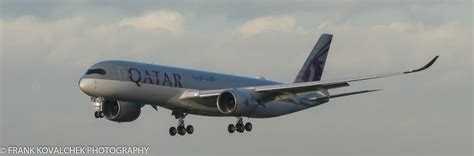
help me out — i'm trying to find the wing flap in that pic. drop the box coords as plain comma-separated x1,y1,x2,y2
255,81,349,92
329,89,381,99
180,81,349,100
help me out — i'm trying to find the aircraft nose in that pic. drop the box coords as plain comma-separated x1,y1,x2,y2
78,77,85,91
78,77,93,94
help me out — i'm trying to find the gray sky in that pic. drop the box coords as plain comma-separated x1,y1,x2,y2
0,0,472,156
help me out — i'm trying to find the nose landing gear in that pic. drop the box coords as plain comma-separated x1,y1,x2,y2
94,111,104,118
228,117,252,134
91,97,105,119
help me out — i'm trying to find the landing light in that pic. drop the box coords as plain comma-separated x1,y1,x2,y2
94,102,101,107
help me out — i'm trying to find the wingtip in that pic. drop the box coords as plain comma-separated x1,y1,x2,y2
405,55,439,73
432,55,439,63
424,55,439,69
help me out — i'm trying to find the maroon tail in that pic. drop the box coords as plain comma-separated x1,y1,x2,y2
294,34,332,83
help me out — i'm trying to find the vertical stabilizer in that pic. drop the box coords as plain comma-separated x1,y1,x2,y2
293,34,333,83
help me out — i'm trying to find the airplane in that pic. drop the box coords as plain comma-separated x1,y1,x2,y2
78,34,439,136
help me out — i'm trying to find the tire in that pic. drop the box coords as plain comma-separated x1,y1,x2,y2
169,127,177,136
236,123,245,133
245,122,252,131
228,124,235,133
99,111,104,118
94,111,99,118
178,126,186,135
186,125,194,134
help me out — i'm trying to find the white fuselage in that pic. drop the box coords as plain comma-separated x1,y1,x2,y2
79,60,326,118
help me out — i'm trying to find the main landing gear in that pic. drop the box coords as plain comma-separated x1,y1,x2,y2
169,111,194,136
228,117,252,134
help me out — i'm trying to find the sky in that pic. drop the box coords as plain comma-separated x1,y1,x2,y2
0,0,472,156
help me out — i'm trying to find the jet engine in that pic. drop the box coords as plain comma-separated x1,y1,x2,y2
102,100,141,122
217,90,258,116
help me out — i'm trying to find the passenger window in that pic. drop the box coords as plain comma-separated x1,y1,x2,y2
85,68,106,75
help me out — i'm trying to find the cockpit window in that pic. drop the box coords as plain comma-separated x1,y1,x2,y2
85,68,106,75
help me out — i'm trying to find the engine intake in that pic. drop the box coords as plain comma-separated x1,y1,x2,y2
102,100,141,122
217,90,257,115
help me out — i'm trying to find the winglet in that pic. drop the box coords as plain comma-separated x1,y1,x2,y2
404,55,439,74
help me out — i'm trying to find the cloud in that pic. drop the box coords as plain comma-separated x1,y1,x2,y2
118,10,185,33
0,10,189,70
1,13,470,80
1,7,472,155
235,16,306,38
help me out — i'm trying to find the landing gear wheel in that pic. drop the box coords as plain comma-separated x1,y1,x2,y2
169,127,177,136
186,125,194,134
91,97,105,119
245,122,252,131
228,117,253,133
228,124,235,133
177,126,186,135
170,110,195,136
236,123,245,133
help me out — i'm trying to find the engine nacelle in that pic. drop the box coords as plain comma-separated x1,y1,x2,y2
217,90,258,116
102,100,141,122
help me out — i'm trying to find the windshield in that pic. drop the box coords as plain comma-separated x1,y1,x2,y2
85,68,106,75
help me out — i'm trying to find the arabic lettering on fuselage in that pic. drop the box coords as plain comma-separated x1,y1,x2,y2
192,74,216,82
128,68,182,88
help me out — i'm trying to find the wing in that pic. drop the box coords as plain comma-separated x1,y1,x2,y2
180,56,439,99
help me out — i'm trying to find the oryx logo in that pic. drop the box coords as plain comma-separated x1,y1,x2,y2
302,40,331,82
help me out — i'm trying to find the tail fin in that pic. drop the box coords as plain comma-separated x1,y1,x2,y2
293,34,333,83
